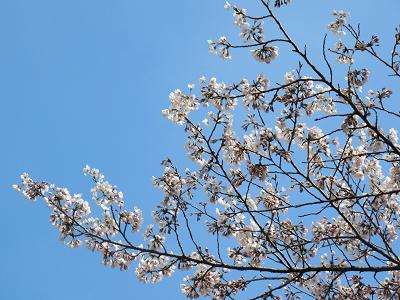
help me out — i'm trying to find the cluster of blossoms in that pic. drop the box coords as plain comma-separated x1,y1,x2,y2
208,2,280,64
348,68,370,87
14,166,143,270
208,36,231,59
251,45,279,63
15,1,400,299
327,10,350,36
333,39,354,64
162,89,198,125
229,4,265,43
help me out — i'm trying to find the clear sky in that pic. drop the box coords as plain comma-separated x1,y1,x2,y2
1,0,399,299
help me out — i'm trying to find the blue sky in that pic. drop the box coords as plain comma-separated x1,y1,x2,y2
1,0,399,299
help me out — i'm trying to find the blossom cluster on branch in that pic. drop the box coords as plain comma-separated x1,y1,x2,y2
14,0,400,299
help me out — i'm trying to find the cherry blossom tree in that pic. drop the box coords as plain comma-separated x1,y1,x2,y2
13,0,400,298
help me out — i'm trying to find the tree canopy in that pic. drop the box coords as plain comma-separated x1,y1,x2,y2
14,1,400,299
